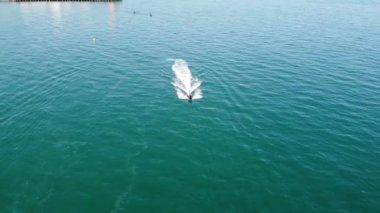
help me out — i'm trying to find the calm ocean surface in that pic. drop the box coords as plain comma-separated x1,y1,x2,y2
1,0,380,212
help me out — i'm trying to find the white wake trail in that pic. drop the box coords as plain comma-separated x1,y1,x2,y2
171,59,203,100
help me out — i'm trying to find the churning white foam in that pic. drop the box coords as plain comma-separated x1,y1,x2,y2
171,59,202,100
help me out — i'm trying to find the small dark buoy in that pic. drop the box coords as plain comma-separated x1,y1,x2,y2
149,13,152,17
133,11,136,14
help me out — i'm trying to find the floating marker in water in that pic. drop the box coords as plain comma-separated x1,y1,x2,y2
171,59,202,102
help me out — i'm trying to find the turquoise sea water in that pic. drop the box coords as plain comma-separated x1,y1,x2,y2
1,0,380,212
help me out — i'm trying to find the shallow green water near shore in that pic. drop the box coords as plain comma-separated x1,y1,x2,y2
0,0,380,212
